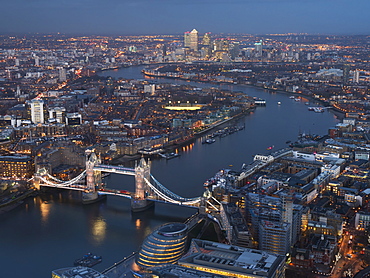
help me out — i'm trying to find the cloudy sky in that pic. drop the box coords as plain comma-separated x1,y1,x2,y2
1,0,369,35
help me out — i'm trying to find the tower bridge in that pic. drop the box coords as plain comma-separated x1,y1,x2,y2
33,149,218,212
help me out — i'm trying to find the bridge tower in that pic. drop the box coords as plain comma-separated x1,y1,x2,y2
82,149,100,204
131,157,154,212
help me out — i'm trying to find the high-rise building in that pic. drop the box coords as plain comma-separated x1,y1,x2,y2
229,42,240,60
184,31,191,48
259,220,291,256
184,29,198,51
342,64,350,84
353,70,360,83
30,99,45,124
202,32,211,46
246,193,303,253
255,40,263,57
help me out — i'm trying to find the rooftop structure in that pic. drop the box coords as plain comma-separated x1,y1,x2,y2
52,266,107,278
178,239,285,278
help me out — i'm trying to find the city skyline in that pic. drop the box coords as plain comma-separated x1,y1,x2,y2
1,0,370,35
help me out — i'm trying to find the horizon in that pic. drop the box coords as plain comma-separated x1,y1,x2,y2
1,0,370,35
1,32,369,37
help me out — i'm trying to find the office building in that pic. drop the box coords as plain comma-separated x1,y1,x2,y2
202,32,211,46
343,64,350,84
0,155,33,179
136,222,188,269
246,193,303,252
255,40,263,57
220,203,254,248
259,220,291,256
184,29,198,51
178,239,286,278
355,211,370,231
49,107,66,123
30,98,45,124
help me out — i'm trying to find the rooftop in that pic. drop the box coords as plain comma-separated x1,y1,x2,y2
179,239,285,277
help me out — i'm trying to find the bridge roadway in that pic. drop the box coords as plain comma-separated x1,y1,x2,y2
93,164,135,175
39,183,87,191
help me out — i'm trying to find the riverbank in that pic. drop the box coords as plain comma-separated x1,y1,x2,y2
0,188,37,214
141,65,346,120
111,108,252,165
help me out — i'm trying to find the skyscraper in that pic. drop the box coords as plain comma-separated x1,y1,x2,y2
184,29,198,51
184,31,191,49
30,99,45,124
255,40,263,57
343,64,350,84
202,32,211,46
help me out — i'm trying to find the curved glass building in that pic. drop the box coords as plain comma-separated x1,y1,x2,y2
136,222,188,269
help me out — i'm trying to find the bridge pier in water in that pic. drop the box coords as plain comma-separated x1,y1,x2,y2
131,157,154,212
82,149,103,204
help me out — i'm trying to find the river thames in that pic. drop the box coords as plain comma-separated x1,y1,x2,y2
0,66,339,277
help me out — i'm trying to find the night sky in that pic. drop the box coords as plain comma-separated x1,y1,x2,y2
1,0,369,35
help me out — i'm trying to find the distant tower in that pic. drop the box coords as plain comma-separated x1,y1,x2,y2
353,70,360,83
343,64,350,85
184,31,191,49
59,67,67,82
189,29,199,52
184,29,198,51
255,40,263,57
229,42,240,60
30,99,45,124
202,32,211,46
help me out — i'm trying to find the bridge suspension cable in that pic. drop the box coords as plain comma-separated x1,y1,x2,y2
144,178,201,205
45,170,86,184
150,175,201,202
37,170,87,188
